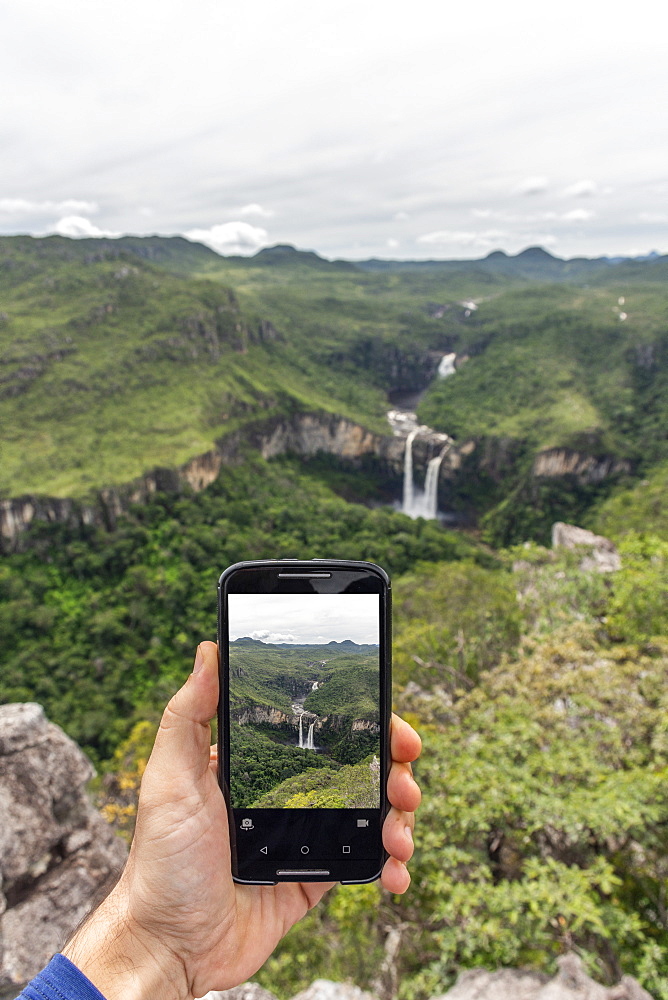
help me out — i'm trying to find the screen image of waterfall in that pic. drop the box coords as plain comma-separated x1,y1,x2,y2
402,430,446,519
297,713,316,750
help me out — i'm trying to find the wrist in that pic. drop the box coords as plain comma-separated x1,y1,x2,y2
63,885,189,1000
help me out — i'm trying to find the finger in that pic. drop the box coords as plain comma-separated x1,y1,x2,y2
387,760,421,812
382,807,414,863
147,641,219,781
380,856,411,894
390,714,421,764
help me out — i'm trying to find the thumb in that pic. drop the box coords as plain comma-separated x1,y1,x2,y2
146,641,220,782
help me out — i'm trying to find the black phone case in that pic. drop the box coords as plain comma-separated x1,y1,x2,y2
217,559,391,885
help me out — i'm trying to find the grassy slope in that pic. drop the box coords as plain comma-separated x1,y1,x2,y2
4,234,668,507
591,459,668,541
1,236,513,498
418,282,668,458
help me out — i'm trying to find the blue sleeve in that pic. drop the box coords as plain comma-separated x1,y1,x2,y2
17,953,107,1000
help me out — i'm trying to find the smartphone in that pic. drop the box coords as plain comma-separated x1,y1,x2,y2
217,559,391,885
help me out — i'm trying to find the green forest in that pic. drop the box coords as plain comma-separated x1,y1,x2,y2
3,236,668,998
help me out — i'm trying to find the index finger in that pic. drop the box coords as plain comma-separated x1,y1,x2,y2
390,713,421,764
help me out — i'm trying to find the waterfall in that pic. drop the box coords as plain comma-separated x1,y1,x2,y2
311,681,319,691
298,713,316,750
437,353,457,378
423,452,445,519
402,429,418,513
402,435,447,520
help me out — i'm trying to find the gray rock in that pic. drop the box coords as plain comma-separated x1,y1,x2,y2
291,982,379,1000
0,704,127,995
200,984,280,1000
201,984,378,1000
551,522,621,573
437,967,549,1000
434,953,654,1000
0,703,49,755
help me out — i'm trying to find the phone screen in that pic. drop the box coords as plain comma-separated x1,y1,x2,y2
219,562,389,884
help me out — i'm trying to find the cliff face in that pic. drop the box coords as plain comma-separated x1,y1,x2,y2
257,414,395,464
0,703,127,997
0,408,637,553
533,447,632,483
234,706,294,726
0,412,405,552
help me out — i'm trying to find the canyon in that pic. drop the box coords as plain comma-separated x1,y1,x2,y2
0,396,634,551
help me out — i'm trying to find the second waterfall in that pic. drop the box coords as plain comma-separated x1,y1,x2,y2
402,432,448,520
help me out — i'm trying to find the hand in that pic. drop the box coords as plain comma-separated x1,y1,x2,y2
64,641,421,1000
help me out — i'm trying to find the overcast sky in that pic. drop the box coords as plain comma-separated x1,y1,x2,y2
1,0,666,260
228,594,379,645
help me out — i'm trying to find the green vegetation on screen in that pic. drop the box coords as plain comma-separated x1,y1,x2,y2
228,640,380,808
228,724,339,808
228,643,378,719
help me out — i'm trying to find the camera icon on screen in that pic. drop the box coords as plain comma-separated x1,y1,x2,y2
240,818,254,830
357,819,369,828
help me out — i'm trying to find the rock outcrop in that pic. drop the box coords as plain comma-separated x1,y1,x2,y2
201,957,654,1000
0,703,127,997
203,981,378,1000
434,953,653,1000
234,706,294,726
534,448,632,484
552,521,621,572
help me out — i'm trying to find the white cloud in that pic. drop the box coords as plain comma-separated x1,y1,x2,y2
562,208,594,222
238,203,275,218
0,198,99,215
184,221,269,256
386,237,399,249
250,630,297,643
514,176,549,196
394,211,409,222
562,179,597,197
51,215,119,238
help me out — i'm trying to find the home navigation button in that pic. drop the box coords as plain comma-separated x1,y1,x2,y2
301,845,310,855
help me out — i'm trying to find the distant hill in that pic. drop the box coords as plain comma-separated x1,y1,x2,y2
0,233,225,276
227,243,359,272
357,245,668,284
230,639,378,654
